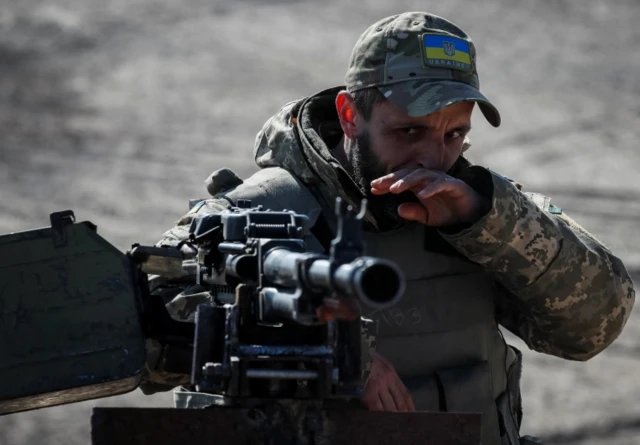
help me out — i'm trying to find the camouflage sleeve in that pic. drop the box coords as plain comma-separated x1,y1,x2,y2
139,199,232,394
155,199,231,248
360,317,378,386
440,170,635,361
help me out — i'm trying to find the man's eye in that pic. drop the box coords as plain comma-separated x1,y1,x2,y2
446,130,463,139
399,127,420,135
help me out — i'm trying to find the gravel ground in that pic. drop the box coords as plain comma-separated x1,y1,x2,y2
1,0,639,443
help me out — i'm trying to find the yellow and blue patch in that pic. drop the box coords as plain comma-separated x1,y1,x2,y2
187,200,206,215
422,34,473,72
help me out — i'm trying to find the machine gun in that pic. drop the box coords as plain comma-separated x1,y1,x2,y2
0,198,482,444
130,197,404,404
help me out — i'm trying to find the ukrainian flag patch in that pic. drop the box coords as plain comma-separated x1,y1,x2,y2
187,200,206,215
423,34,473,72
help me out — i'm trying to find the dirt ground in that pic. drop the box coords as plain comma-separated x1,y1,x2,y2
1,0,639,443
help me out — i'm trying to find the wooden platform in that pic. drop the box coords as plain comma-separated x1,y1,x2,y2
92,405,482,445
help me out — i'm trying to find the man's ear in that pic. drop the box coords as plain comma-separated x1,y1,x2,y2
336,91,360,140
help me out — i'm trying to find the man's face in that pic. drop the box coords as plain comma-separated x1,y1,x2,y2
348,99,474,228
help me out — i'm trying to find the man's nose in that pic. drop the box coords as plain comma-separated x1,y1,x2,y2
415,140,446,171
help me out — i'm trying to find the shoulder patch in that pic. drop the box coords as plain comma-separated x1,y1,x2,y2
187,200,206,214
548,204,563,215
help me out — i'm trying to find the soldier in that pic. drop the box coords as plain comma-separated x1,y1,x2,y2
146,12,635,445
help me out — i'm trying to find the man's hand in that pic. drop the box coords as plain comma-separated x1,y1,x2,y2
315,297,360,322
363,352,416,412
370,168,489,227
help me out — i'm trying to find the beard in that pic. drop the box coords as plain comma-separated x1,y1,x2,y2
350,131,419,231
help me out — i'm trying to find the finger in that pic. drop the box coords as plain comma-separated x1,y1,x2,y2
362,390,384,411
389,170,444,194
333,302,359,320
315,300,360,322
390,380,416,412
370,186,390,195
371,171,435,195
374,353,394,368
372,394,384,411
416,177,455,200
370,169,417,189
378,388,399,412
407,393,416,412
389,383,409,412
376,357,413,412
315,306,336,322
397,203,428,224
328,296,360,318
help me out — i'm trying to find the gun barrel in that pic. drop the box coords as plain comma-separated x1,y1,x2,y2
308,257,404,309
262,249,404,309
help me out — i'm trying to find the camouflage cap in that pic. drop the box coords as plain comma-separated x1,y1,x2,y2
345,12,501,127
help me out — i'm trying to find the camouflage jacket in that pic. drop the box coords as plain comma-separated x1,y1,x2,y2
146,87,634,390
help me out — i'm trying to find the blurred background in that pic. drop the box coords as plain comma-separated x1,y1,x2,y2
1,0,639,443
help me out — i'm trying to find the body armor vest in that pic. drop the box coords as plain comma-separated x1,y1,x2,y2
362,222,519,445
175,167,524,445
